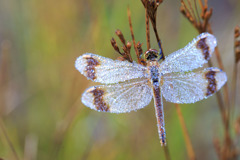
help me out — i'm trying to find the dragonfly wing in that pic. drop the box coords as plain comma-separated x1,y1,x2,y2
82,78,153,113
161,67,227,104
160,33,217,74
75,53,148,84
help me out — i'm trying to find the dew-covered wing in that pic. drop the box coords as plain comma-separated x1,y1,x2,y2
82,78,152,113
75,53,148,84
161,67,227,104
160,33,217,74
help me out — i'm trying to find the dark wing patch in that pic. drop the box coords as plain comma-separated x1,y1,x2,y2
197,38,210,60
81,78,152,113
75,53,148,84
161,67,227,104
85,57,100,80
159,33,217,74
90,87,109,112
205,70,217,96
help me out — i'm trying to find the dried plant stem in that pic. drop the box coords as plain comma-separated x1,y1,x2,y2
80,116,105,160
205,7,234,159
232,26,240,109
208,60,229,131
51,97,82,158
24,134,38,160
198,0,203,9
127,8,141,64
0,118,20,160
186,0,197,23
145,8,150,50
141,0,165,60
231,63,237,109
208,26,230,109
209,57,234,159
213,138,222,159
215,48,231,108
180,1,199,30
207,19,236,160
163,144,171,160
175,104,196,160
217,91,229,129
194,0,201,23
153,26,165,60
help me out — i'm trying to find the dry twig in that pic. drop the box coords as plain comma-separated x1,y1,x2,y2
180,0,212,34
180,0,238,159
231,26,240,110
111,29,133,62
141,0,165,60
235,26,240,64
0,118,20,160
175,104,196,160
110,1,171,159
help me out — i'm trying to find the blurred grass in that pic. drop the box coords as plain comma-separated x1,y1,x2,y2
0,0,240,159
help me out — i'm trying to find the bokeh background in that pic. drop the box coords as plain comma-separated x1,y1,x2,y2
0,0,240,159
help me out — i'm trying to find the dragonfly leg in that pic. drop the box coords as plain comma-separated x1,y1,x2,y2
157,41,164,61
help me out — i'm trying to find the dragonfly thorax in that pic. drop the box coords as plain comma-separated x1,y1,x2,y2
147,60,161,87
144,49,159,61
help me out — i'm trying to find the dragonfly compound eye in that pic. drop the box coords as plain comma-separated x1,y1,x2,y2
144,49,159,61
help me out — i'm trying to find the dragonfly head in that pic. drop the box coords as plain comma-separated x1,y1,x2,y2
144,49,159,61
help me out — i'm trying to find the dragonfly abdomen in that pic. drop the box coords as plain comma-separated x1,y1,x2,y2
148,62,166,146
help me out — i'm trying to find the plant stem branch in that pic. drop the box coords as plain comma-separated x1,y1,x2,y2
145,8,150,50
175,104,196,160
163,144,171,160
127,7,141,64
0,118,20,160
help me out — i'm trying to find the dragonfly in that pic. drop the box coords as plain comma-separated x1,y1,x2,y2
75,33,227,146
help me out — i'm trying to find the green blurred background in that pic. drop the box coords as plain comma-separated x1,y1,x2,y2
0,0,240,159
